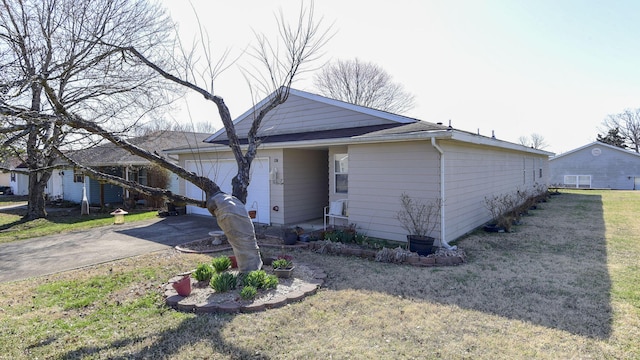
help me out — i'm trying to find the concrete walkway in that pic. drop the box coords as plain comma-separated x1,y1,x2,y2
0,214,219,283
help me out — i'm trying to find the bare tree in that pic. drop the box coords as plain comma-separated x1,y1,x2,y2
518,133,548,150
134,118,216,136
313,58,415,114
114,2,330,204
602,108,640,153
2,1,330,216
0,0,176,219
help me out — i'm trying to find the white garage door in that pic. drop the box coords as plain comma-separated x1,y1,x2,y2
185,158,270,224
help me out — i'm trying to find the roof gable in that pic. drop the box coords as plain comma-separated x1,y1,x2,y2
550,141,640,161
204,88,418,143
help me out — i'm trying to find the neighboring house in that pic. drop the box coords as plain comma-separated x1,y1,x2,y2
0,168,12,191
64,131,210,206
0,157,29,196
166,88,553,246
549,141,640,190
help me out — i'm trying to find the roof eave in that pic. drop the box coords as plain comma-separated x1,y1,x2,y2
172,129,556,156
450,132,556,156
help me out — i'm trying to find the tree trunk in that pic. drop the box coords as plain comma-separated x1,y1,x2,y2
231,158,251,204
25,170,50,220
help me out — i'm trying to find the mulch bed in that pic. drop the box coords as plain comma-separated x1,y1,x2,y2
175,235,466,267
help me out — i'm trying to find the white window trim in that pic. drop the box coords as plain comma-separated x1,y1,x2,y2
334,153,348,194
563,175,591,188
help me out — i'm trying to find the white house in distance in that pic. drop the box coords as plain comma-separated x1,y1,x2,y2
549,141,640,190
166,88,553,246
0,158,38,197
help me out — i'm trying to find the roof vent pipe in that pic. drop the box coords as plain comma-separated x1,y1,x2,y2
491,130,496,139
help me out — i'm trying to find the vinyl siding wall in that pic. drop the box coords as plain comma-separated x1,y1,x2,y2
347,141,441,243
0,172,10,187
281,149,328,224
441,140,549,241
227,94,400,138
344,140,549,244
62,170,84,203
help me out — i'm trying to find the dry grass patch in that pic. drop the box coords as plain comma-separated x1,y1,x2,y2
0,190,639,359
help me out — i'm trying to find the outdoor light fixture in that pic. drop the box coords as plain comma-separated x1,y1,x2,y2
110,208,129,225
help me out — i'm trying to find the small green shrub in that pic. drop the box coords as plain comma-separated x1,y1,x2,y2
240,285,258,300
262,275,279,289
211,256,232,273
243,270,268,288
242,270,278,289
210,272,237,292
272,258,293,269
354,233,368,245
324,227,357,244
192,263,214,282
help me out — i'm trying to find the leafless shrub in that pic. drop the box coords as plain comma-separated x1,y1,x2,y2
375,247,414,263
484,192,518,232
396,193,442,237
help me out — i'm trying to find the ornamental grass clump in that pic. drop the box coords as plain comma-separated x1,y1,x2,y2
209,272,237,292
211,256,232,273
271,258,293,270
242,270,278,290
240,285,258,300
192,263,214,282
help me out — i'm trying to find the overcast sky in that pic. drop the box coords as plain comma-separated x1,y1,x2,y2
159,0,640,155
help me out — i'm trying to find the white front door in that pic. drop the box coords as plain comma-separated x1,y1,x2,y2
184,158,270,223
47,172,64,200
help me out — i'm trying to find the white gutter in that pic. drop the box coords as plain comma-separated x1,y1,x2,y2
431,137,456,250
166,130,455,155
167,128,555,157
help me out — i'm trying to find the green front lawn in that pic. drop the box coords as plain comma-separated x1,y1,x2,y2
0,207,159,244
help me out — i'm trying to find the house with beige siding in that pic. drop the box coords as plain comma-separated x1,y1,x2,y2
167,88,552,246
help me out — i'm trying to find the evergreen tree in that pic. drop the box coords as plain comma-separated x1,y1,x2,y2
597,127,627,148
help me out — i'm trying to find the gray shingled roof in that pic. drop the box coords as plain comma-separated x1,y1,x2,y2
67,131,211,166
355,121,451,137
206,124,407,145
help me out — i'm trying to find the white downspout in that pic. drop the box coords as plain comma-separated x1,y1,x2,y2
431,137,456,250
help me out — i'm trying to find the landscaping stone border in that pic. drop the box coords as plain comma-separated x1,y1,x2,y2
175,238,465,267
163,264,326,314
304,241,466,267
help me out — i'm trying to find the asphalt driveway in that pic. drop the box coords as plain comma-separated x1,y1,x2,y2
0,214,219,283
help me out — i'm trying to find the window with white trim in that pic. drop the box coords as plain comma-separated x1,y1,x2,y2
73,170,84,183
564,175,591,188
334,153,348,194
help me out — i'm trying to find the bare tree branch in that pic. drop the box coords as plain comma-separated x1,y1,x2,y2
602,108,640,153
313,58,415,114
108,2,331,203
39,77,221,197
